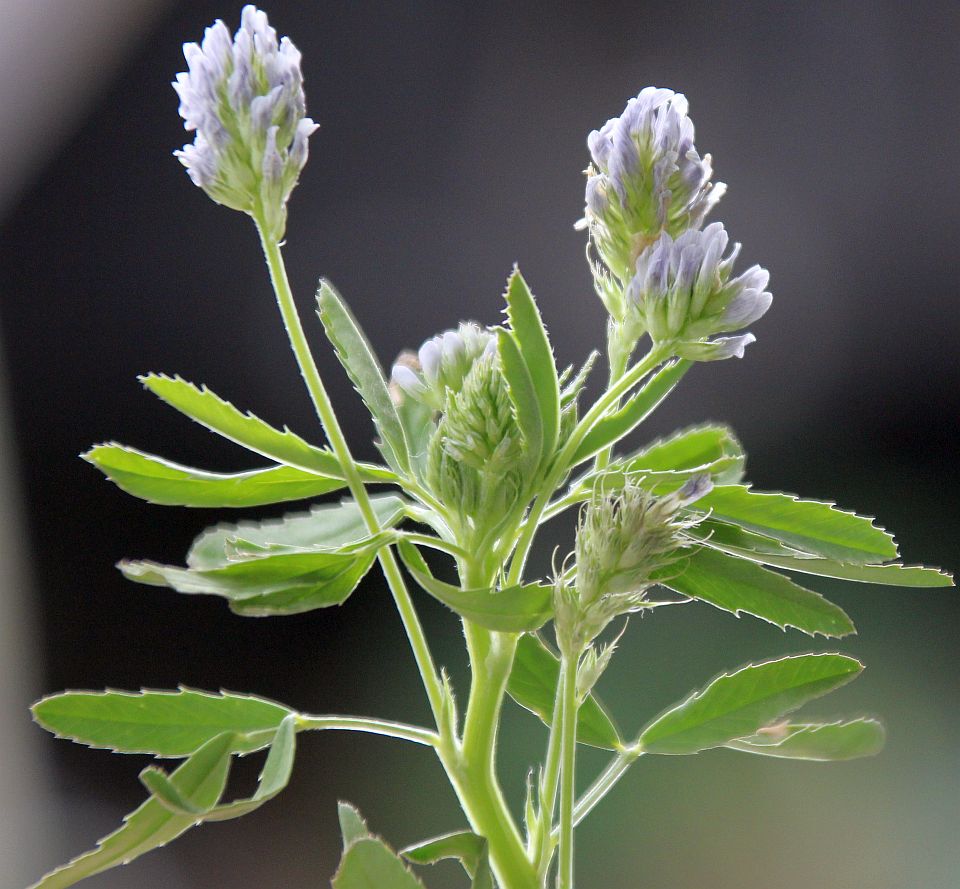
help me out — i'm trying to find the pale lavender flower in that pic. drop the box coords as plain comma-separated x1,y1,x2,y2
173,6,318,238
390,322,497,411
626,222,771,360
583,87,725,287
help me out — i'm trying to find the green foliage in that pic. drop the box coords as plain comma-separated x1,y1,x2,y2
317,280,411,474
661,546,856,637
403,830,495,889
725,717,885,761
506,633,622,750
32,689,292,756
334,804,426,889
84,443,346,506
639,653,863,755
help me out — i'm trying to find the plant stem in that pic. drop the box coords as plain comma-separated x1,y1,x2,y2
506,345,668,587
255,224,445,725
295,715,438,747
535,684,564,876
592,334,630,472
557,654,579,889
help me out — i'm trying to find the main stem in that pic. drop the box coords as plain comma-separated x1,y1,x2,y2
256,224,445,724
557,654,579,889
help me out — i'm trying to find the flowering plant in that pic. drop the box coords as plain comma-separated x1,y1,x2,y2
29,8,951,889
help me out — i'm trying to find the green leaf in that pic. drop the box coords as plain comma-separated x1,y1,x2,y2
570,359,692,466
339,801,372,850
141,373,346,477
691,485,899,564
625,423,745,485
83,444,345,507
187,494,407,568
122,550,375,616
638,653,863,755
31,688,292,757
507,633,622,750
317,280,409,474
503,268,560,463
661,546,856,637
689,520,954,588
333,839,427,889
144,715,296,821
397,541,552,632
725,717,885,761
497,328,544,471
402,830,493,889
29,732,234,889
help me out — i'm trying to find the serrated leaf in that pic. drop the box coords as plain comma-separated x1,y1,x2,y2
398,541,552,632
689,520,954,587
317,280,409,474
725,717,885,761
503,268,560,463
32,688,292,757
29,732,234,889
661,546,855,637
187,494,407,568
625,423,745,484
639,653,863,755
83,444,345,507
691,485,898,564
570,359,692,467
145,715,296,821
402,830,493,889
497,328,544,472
122,550,374,616
333,838,427,889
339,801,372,850
507,633,622,750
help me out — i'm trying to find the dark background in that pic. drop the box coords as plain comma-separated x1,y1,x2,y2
2,1,958,887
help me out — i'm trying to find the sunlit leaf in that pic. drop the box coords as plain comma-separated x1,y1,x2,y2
402,829,493,889
333,839,427,889
725,717,885,761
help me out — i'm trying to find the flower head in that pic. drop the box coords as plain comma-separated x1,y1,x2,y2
390,322,497,412
584,87,724,284
173,6,317,238
626,222,771,360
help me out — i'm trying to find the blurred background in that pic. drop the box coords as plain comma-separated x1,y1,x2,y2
1,1,958,886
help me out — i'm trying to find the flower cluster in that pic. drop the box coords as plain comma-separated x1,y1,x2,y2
584,88,724,286
555,475,711,656
173,5,317,238
627,222,772,360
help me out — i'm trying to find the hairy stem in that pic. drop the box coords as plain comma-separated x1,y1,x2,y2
557,655,579,889
256,224,445,724
593,332,631,472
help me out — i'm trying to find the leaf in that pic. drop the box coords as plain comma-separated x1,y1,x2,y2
141,373,346,477
402,830,494,889
497,328,544,472
691,485,899,564
83,444,345,507
625,423,745,485
507,633,622,750
398,541,552,632
29,732,234,889
638,653,863,755
725,717,885,761
661,546,856,637
689,520,954,588
339,801,372,850
503,268,560,463
122,550,375,617
317,280,409,473
570,359,692,466
187,494,407,568
144,715,296,821
31,688,292,757
333,838,427,889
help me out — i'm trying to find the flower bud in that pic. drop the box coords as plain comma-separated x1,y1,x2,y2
173,6,318,239
583,87,724,287
626,222,771,359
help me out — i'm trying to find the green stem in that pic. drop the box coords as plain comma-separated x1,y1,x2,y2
593,334,631,472
557,655,579,889
256,224,445,725
535,672,564,879
446,562,539,889
295,715,438,747
506,345,668,587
